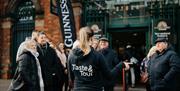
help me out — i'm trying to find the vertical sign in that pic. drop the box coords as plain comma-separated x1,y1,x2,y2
51,0,76,48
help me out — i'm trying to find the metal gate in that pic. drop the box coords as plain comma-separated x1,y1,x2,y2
82,0,108,35
11,0,35,76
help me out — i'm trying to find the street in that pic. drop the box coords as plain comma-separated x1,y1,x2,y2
0,79,145,91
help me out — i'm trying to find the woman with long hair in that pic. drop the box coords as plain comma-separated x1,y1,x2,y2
68,26,130,91
140,46,157,91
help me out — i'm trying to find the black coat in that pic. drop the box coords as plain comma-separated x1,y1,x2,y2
9,52,40,91
37,43,65,91
98,48,120,86
98,48,120,69
148,46,180,91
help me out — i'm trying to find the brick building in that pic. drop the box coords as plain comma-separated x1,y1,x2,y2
0,0,82,79
1,0,180,79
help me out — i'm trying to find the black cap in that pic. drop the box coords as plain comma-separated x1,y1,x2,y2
155,38,168,44
99,37,109,42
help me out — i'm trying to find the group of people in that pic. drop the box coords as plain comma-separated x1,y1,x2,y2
8,31,69,91
8,26,180,91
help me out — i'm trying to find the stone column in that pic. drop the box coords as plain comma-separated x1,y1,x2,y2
0,18,12,79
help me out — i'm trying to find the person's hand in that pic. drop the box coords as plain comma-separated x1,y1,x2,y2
123,62,133,71
69,80,74,89
64,69,68,74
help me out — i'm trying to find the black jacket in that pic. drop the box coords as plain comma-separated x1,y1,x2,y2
9,52,40,91
37,43,64,91
148,46,180,91
98,48,120,86
98,48,120,70
68,47,123,91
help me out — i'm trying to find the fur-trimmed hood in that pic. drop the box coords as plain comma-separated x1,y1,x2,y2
16,41,39,62
15,40,44,91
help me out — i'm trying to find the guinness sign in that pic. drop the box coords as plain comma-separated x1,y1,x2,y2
50,0,76,48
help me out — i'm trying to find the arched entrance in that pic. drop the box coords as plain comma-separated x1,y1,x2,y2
11,0,35,76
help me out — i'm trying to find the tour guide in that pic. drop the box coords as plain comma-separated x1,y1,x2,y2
68,26,130,91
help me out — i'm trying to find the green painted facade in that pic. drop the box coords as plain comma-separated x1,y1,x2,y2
83,0,180,54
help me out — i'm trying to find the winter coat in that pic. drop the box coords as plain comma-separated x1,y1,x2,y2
37,43,65,91
98,48,120,86
68,47,123,91
148,46,180,91
8,44,43,91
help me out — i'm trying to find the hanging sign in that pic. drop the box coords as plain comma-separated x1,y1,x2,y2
50,0,76,48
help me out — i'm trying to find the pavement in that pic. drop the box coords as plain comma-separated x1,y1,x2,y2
0,79,146,91
0,79,11,91
114,84,146,91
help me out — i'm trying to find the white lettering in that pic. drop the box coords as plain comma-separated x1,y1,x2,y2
61,0,74,48
63,20,70,28
65,31,72,38
64,39,73,47
72,64,93,77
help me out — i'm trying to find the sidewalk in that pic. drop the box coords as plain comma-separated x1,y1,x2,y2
114,84,146,91
0,79,11,91
0,79,146,91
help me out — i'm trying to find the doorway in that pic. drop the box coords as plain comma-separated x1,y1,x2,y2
109,31,147,84
110,31,146,61
11,1,35,77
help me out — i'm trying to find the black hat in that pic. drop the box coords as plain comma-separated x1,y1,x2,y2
99,36,109,42
155,38,168,44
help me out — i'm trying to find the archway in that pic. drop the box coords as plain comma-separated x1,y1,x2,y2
11,0,35,76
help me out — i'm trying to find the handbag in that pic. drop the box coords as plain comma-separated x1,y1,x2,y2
140,71,148,83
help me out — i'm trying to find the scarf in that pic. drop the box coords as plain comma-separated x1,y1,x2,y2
32,51,44,91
